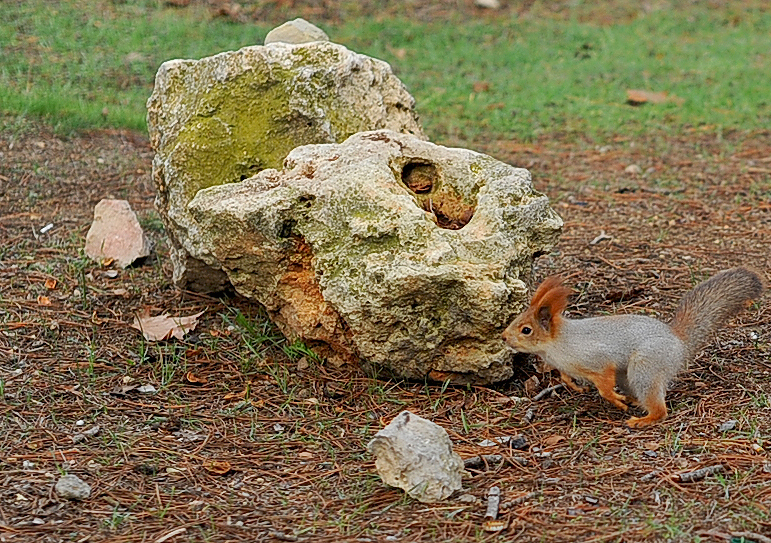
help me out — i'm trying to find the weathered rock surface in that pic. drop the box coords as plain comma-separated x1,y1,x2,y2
264,18,329,45
147,38,424,289
367,411,464,503
85,199,150,268
55,474,92,501
187,129,562,382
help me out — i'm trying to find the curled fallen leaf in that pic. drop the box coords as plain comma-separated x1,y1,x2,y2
37,295,51,306
184,371,208,385
203,460,232,475
44,278,57,290
131,309,205,341
223,388,248,401
543,435,567,447
482,519,508,533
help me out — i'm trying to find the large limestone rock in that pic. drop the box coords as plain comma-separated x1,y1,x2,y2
147,39,424,290
187,130,562,382
367,411,464,503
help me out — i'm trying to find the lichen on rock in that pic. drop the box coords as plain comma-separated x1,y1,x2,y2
188,130,562,382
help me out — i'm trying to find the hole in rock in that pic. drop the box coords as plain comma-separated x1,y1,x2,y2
278,219,297,239
402,162,436,194
400,161,476,230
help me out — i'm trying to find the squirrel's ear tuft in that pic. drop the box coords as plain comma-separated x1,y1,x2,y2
530,276,572,333
530,276,566,308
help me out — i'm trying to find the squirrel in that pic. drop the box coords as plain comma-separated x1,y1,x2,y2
502,267,764,427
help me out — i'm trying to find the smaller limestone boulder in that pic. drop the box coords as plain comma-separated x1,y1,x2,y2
85,199,150,268
367,411,464,503
55,474,91,501
264,18,330,45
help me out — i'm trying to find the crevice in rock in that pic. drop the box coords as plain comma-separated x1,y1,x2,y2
238,164,263,182
272,236,358,365
400,161,476,230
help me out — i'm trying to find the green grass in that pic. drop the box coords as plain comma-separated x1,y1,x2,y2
1,0,267,132
1,1,770,139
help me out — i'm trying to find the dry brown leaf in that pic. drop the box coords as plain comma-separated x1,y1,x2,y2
544,435,567,447
626,89,672,105
184,371,208,385
37,295,51,306
223,389,248,401
645,441,661,451
44,278,57,290
131,309,205,341
524,375,540,397
203,460,232,475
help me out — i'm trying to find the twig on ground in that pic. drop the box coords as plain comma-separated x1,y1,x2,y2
698,529,771,543
500,491,541,510
464,454,503,469
678,464,725,483
484,486,501,520
533,383,565,401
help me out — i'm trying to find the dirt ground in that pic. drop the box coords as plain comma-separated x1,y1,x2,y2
1,116,770,543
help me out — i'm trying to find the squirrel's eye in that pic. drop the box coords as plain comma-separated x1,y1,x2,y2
521,326,532,335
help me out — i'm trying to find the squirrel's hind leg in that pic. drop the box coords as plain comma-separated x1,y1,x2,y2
625,383,667,428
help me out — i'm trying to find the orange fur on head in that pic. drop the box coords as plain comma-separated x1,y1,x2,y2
528,276,572,337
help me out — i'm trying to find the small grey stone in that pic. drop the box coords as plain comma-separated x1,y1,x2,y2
478,434,528,449
83,425,100,437
367,411,464,503
456,493,478,504
72,425,100,444
264,18,329,45
55,475,91,501
624,164,643,174
718,420,738,432
508,434,528,450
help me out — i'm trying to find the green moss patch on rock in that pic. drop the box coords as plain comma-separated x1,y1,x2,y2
147,40,424,290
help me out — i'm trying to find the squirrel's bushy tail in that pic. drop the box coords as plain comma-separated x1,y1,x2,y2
671,267,764,355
